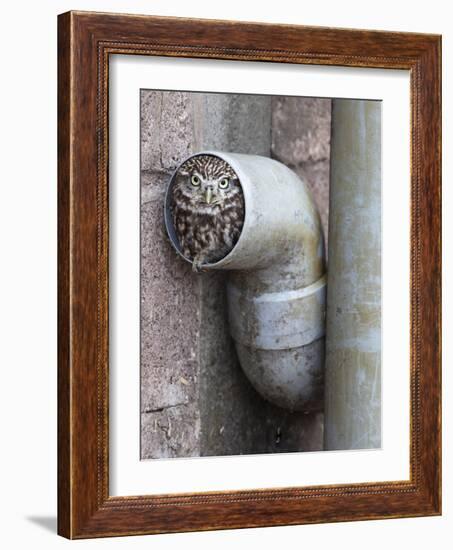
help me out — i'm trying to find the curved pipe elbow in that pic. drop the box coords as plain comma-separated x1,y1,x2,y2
165,151,326,412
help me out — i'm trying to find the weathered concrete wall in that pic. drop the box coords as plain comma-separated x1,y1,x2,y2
324,99,381,450
272,97,331,244
141,91,328,459
140,92,202,458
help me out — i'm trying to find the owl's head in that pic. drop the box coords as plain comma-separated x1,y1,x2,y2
173,154,242,210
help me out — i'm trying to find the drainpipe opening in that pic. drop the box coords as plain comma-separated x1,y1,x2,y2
164,152,247,269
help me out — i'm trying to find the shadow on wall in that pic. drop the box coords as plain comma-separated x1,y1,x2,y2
26,516,57,534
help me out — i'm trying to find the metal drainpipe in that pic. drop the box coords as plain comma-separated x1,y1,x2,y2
165,151,327,412
324,100,381,450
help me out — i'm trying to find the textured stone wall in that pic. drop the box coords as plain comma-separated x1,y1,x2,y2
272,97,331,243
140,92,201,458
140,91,330,459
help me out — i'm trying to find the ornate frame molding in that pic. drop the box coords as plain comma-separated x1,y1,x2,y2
58,11,441,538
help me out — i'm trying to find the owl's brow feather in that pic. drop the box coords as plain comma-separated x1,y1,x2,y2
178,155,237,180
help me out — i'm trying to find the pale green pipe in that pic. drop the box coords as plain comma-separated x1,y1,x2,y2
324,99,381,450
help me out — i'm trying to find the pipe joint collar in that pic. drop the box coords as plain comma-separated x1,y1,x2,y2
227,274,326,351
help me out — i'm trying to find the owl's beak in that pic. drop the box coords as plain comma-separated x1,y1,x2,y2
204,187,213,204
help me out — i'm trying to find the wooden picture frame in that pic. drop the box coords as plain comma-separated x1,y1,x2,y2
58,10,441,539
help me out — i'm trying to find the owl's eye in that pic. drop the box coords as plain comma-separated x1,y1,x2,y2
219,178,229,189
190,175,201,186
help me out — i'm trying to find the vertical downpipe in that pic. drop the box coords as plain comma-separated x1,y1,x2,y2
324,100,382,450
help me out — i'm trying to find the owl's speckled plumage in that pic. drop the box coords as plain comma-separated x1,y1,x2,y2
171,155,245,271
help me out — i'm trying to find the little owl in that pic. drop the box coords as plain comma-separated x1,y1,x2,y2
171,154,245,272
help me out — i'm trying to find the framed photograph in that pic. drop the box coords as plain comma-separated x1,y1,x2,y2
58,11,441,539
